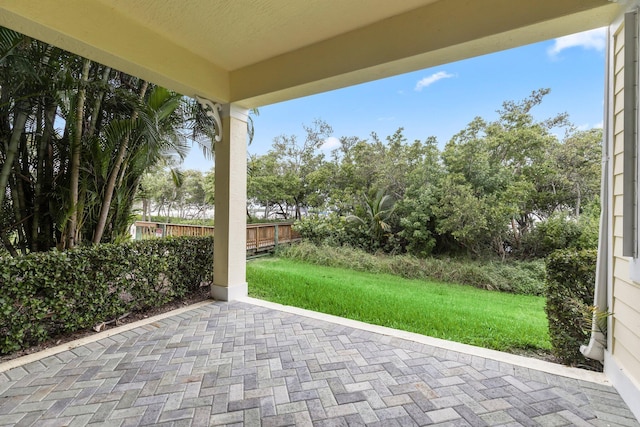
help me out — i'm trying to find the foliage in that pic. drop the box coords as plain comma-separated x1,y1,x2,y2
437,89,590,257
276,241,546,295
346,189,396,250
0,237,213,354
0,26,215,255
520,201,600,258
139,168,214,221
293,214,349,246
248,258,550,352
247,120,333,220
396,189,438,258
544,249,601,369
248,89,601,260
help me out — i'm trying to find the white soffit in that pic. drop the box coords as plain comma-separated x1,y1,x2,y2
0,0,622,107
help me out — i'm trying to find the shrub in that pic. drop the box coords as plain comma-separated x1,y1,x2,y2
276,241,545,295
519,206,600,258
294,214,370,249
396,192,437,257
0,236,213,355
545,249,601,369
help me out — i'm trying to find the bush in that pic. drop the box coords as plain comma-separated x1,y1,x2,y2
294,214,369,249
519,206,600,258
0,236,213,355
545,249,601,369
276,241,545,295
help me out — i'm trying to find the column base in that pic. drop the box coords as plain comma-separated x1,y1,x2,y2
210,282,248,301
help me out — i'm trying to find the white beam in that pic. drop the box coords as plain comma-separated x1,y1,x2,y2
0,0,230,103
230,0,620,107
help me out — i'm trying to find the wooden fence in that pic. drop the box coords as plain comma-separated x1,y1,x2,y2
133,221,301,253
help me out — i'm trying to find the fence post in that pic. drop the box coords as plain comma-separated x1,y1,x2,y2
274,224,279,248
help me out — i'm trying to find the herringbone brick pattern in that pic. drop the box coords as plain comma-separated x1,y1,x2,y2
0,301,637,426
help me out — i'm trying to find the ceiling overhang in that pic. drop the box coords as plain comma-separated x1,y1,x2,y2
0,0,622,108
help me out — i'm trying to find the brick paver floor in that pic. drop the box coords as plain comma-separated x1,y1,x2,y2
0,300,638,426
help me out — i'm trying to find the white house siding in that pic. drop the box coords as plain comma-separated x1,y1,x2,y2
610,17,640,414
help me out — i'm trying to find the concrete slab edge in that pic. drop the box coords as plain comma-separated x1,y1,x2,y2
0,300,215,374
240,297,610,386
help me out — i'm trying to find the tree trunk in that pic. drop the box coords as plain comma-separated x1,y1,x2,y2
275,202,287,219
92,80,148,244
8,167,28,255
66,58,91,249
0,104,28,210
15,133,31,254
142,198,149,221
510,217,520,249
0,231,18,257
87,66,111,137
31,102,57,252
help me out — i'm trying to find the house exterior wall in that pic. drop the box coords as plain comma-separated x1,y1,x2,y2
608,15,640,418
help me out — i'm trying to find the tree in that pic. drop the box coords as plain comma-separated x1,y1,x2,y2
139,168,214,221
0,26,214,254
244,90,600,260
555,128,602,217
248,120,332,219
439,89,572,255
347,189,396,249
247,153,292,219
0,29,79,254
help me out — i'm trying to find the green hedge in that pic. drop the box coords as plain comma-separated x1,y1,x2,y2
545,249,601,369
0,236,213,355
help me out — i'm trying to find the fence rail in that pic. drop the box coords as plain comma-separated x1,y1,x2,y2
133,221,301,253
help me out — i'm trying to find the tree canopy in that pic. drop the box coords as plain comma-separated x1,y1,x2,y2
249,89,602,259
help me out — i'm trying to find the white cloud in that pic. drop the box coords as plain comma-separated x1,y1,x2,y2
320,136,341,150
377,116,396,122
414,71,454,91
548,27,606,57
577,122,604,131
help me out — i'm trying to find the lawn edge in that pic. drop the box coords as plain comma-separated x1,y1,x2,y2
241,296,609,385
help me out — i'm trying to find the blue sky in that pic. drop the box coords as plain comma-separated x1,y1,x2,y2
183,28,607,172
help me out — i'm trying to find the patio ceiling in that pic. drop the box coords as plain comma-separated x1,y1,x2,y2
0,0,621,108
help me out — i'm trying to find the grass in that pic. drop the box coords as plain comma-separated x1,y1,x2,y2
276,242,546,296
247,258,551,353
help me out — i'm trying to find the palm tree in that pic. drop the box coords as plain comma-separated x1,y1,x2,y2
0,28,78,253
0,25,217,254
90,85,195,243
347,189,396,247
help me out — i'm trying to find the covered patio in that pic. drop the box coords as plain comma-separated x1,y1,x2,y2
0,0,621,302
0,299,636,426
2,0,640,423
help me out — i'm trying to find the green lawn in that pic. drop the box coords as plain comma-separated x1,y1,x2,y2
247,258,551,353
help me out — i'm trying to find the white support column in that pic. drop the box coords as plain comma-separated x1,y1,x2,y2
211,103,249,301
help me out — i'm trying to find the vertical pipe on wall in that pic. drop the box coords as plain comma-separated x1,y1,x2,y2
623,11,638,257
